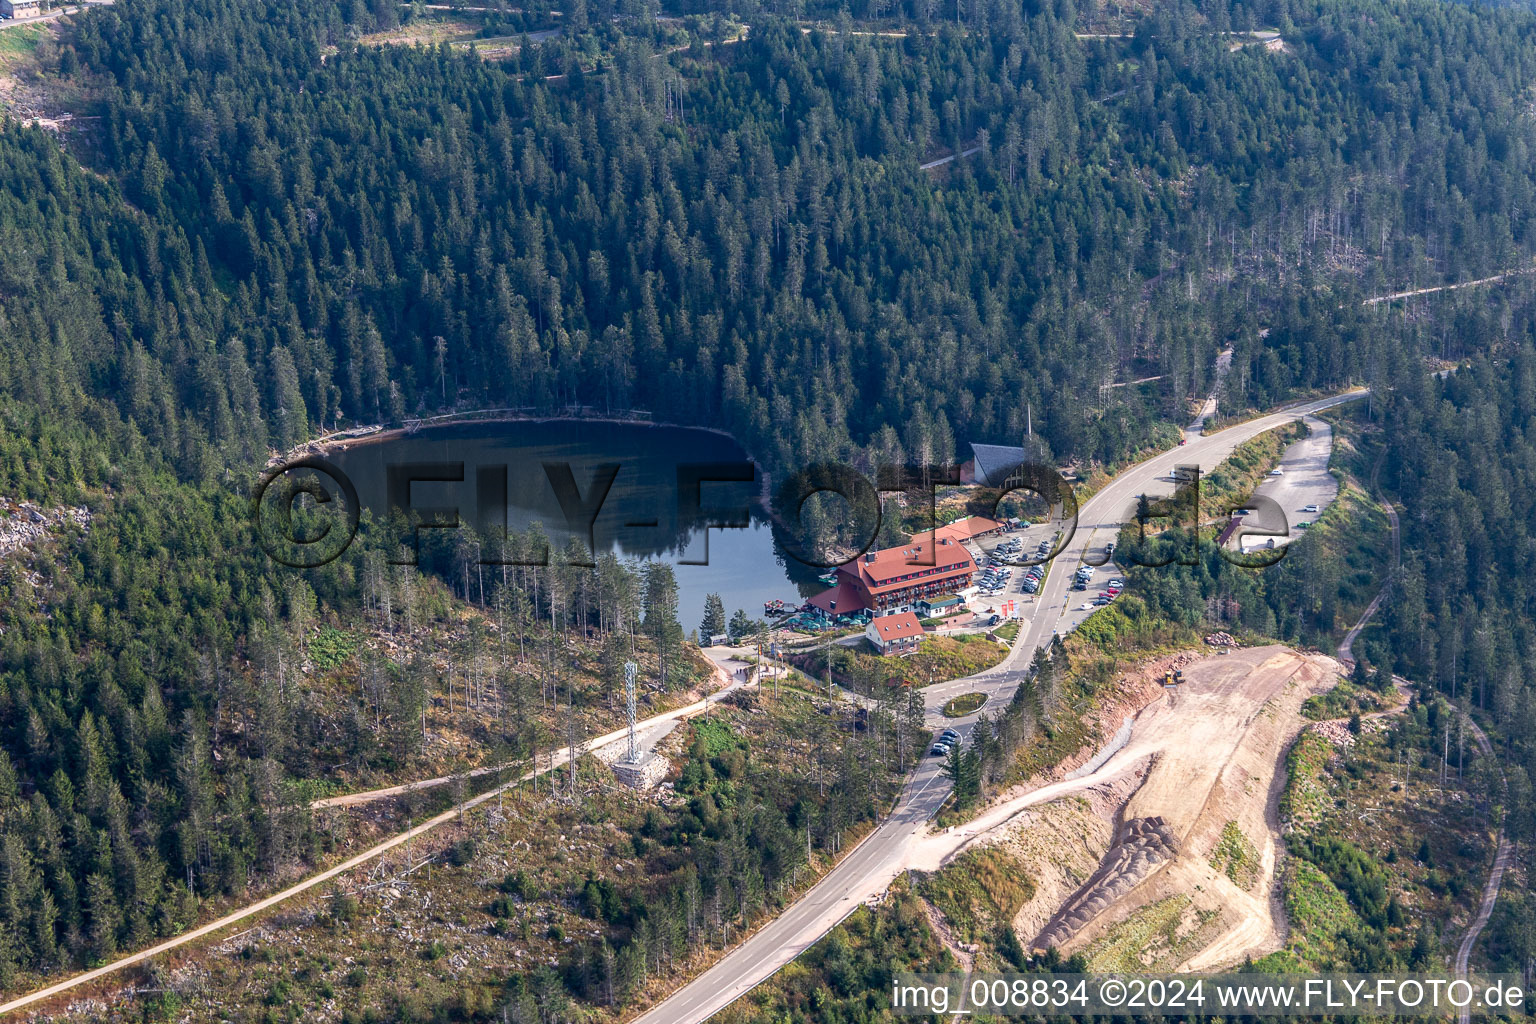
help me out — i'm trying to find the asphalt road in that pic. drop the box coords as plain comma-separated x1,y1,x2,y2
627,388,1367,1024
0,392,1365,1023
1236,414,1340,552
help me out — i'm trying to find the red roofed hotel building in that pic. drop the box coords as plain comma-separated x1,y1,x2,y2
809,535,976,617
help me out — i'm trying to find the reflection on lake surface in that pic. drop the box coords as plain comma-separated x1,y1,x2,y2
326,419,817,631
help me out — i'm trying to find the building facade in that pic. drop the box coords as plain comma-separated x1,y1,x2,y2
0,0,43,18
810,536,975,616
865,611,926,655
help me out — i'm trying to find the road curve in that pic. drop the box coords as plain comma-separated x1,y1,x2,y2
626,388,1367,1024
0,391,1367,1021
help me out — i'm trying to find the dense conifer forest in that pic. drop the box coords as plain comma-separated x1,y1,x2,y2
3,0,1536,1003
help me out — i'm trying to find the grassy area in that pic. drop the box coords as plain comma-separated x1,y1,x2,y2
994,620,1021,642
0,21,47,70
918,847,1036,945
1082,894,1210,971
1278,729,1333,830
1199,420,1307,522
789,633,1005,692
942,692,987,717
1210,820,1261,888
1302,676,1393,720
1278,861,1360,953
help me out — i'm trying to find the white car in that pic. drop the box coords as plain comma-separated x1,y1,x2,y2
1270,468,1284,476
1301,503,1319,513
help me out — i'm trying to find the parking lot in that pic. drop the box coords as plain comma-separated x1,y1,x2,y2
960,521,1125,638
1237,415,1340,552
965,525,1056,614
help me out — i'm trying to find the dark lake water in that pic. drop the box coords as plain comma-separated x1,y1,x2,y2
326,419,818,632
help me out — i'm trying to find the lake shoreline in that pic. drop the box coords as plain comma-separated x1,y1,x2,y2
281,409,777,517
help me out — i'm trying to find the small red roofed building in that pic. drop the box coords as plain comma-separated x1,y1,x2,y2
809,535,976,617
933,515,1003,545
865,610,926,655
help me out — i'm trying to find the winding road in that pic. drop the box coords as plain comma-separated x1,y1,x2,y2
1454,714,1512,1024
627,387,1368,1024
1332,461,1505,1024
0,386,1373,1021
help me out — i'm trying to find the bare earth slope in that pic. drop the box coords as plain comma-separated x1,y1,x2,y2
912,645,1339,970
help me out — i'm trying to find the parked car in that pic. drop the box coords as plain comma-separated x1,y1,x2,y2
930,744,951,757
1301,504,1319,513
1270,468,1284,476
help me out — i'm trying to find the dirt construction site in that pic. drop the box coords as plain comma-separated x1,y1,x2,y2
908,644,1343,970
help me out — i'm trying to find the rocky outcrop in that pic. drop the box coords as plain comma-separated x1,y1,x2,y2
0,500,90,558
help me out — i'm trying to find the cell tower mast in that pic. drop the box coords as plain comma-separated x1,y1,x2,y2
624,660,639,764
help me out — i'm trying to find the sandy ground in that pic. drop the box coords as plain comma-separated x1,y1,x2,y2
907,645,1340,969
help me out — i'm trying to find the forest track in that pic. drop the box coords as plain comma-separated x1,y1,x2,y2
1341,445,1504,1024
1337,444,1400,669
1454,713,1511,1024
1361,263,1536,305
920,144,982,170
312,665,740,808
0,673,750,1019
1336,496,1397,668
